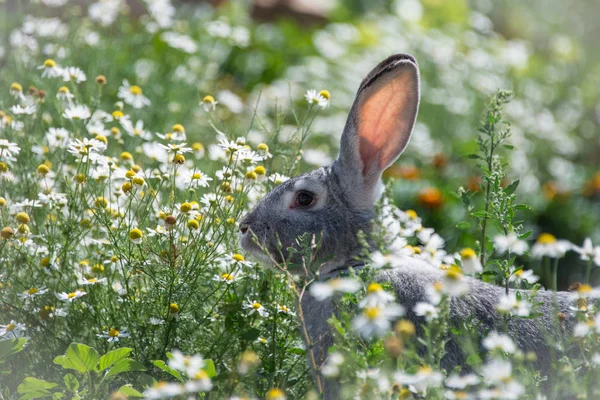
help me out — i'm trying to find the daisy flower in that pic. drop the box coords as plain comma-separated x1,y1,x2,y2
188,170,213,188
309,277,361,301
169,349,205,377
77,277,107,286
0,139,21,158
352,303,405,338
62,66,87,83
304,89,330,108
118,80,151,109
482,331,517,354
531,233,571,259
10,104,37,115
63,104,91,120
573,238,600,266
212,272,240,284
496,292,531,317
459,248,483,274
37,59,63,78
201,95,218,111
19,286,49,300
97,328,130,343
508,266,539,285
493,232,528,255
0,320,26,338
56,290,87,302
359,282,396,307
414,302,439,322
244,300,269,317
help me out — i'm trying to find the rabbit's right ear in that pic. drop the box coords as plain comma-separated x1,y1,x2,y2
333,54,420,209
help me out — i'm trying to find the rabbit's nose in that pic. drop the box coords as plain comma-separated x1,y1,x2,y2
239,223,249,234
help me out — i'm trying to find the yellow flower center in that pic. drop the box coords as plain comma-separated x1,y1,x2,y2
405,209,418,219
192,172,202,180
88,278,98,283
537,233,557,244
10,82,23,92
445,266,462,281
578,284,592,294
129,85,142,95
44,59,56,68
232,254,245,262
252,302,262,309
364,306,381,320
28,287,38,295
245,171,257,180
169,303,179,313
108,328,119,337
257,143,269,152
6,323,16,331
515,269,523,276
193,370,208,380
112,110,124,119
367,283,383,294
419,365,432,374
68,292,77,299
221,273,234,281
460,248,476,259
254,166,266,175
172,124,184,133
129,228,143,240
202,95,215,103
266,388,285,399
180,202,192,213
192,142,204,151
15,212,31,224
120,151,133,161
58,86,70,94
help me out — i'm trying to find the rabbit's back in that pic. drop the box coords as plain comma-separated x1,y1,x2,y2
379,260,574,370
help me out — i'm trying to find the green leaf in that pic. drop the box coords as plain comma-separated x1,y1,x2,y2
152,360,183,382
455,221,471,230
54,344,99,373
519,230,533,239
240,328,260,341
0,338,27,364
287,347,306,355
467,154,482,160
106,359,146,378
514,204,532,212
98,348,132,371
117,385,144,397
504,180,519,195
203,359,216,378
471,210,489,218
18,377,57,399
466,353,482,366
63,374,79,392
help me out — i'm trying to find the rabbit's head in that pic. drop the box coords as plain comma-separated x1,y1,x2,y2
240,54,420,276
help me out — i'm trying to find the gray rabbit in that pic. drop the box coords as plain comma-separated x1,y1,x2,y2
239,54,574,398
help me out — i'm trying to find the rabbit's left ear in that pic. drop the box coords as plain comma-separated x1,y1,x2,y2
334,54,420,208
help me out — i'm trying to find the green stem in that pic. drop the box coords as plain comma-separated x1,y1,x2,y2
585,259,593,285
552,257,559,292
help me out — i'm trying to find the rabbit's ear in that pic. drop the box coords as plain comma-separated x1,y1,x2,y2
334,54,420,208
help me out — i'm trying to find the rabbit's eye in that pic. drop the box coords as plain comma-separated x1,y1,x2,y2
293,191,315,208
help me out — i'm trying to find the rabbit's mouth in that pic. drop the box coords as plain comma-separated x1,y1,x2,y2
239,229,281,265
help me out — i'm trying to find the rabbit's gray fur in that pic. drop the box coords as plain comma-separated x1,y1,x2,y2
240,54,574,398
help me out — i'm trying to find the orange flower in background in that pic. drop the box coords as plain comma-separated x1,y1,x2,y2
383,164,421,180
467,176,481,192
432,153,448,169
542,181,571,202
583,172,600,197
418,187,444,209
